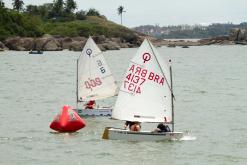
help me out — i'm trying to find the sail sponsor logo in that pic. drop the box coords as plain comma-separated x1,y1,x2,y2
124,64,165,94
84,77,102,91
86,48,92,56
142,53,151,63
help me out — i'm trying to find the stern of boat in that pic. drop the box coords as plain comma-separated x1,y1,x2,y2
102,127,111,139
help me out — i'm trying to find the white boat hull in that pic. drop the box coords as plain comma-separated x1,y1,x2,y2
102,127,183,141
74,108,112,117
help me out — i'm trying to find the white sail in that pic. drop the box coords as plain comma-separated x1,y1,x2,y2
77,37,117,101
112,39,172,123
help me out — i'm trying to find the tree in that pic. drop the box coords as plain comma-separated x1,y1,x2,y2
0,0,5,8
26,5,39,15
117,5,125,25
65,0,77,13
76,10,86,20
40,3,53,19
86,8,100,16
12,0,24,12
52,0,64,17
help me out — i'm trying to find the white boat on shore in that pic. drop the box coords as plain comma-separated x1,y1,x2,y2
74,37,117,117
102,39,183,141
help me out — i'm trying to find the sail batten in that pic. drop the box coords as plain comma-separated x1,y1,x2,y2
112,39,172,123
77,37,117,102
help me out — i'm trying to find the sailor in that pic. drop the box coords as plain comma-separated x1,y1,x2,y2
153,123,171,133
124,121,141,132
85,100,95,109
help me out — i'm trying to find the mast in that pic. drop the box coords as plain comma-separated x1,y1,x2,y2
169,59,175,132
76,59,79,110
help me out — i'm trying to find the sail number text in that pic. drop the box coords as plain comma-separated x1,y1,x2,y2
97,60,105,74
85,77,102,91
124,64,165,94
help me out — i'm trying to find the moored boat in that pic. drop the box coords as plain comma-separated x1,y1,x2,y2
29,50,43,54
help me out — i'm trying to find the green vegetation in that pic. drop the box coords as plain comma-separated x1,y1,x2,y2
12,0,24,12
42,16,135,39
0,7,44,41
0,1,137,41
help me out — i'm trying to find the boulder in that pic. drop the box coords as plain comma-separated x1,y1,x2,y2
69,40,86,51
62,37,73,49
119,43,129,48
4,37,34,50
35,37,47,50
0,41,8,51
100,41,120,50
72,36,86,42
35,37,62,51
97,44,106,51
43,38,62,51
110,37,122,44
93,35,106,44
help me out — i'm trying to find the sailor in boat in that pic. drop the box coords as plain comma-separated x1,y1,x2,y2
124,121,141,132
84,100,96,109
152,123,171,133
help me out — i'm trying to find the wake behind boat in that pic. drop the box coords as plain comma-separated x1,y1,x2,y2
102,39,183,141
74,37,117,117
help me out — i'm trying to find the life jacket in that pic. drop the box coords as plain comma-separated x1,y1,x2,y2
157,124,171,132
85,100,95,109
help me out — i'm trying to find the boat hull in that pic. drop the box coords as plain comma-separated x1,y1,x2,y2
74,108,112,117
102,127,183,141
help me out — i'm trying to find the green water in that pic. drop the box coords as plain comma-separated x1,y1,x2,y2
0,45,246,165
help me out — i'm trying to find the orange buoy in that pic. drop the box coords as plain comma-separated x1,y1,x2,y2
50,105,86,132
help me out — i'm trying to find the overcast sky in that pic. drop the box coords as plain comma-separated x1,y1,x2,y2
4,0,247,27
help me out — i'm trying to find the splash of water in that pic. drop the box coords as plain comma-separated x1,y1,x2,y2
180,130,197,141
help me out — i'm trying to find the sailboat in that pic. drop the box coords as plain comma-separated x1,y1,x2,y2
74,37,118,116
102,39,183,141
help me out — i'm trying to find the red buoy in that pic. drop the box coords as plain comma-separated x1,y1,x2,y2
50,105,86,132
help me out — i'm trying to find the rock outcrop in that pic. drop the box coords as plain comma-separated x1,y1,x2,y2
2,28,247,51
0,41,8,51
4,37,34,51
198,28,247,45
229,28,247,41
2,34,142,51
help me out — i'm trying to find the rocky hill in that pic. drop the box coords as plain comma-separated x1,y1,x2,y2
0,6,144,51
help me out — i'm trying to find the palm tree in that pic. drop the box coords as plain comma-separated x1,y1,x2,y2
117,5,125,25
12,0,24,12
0,0,5,8
65,0,77,13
